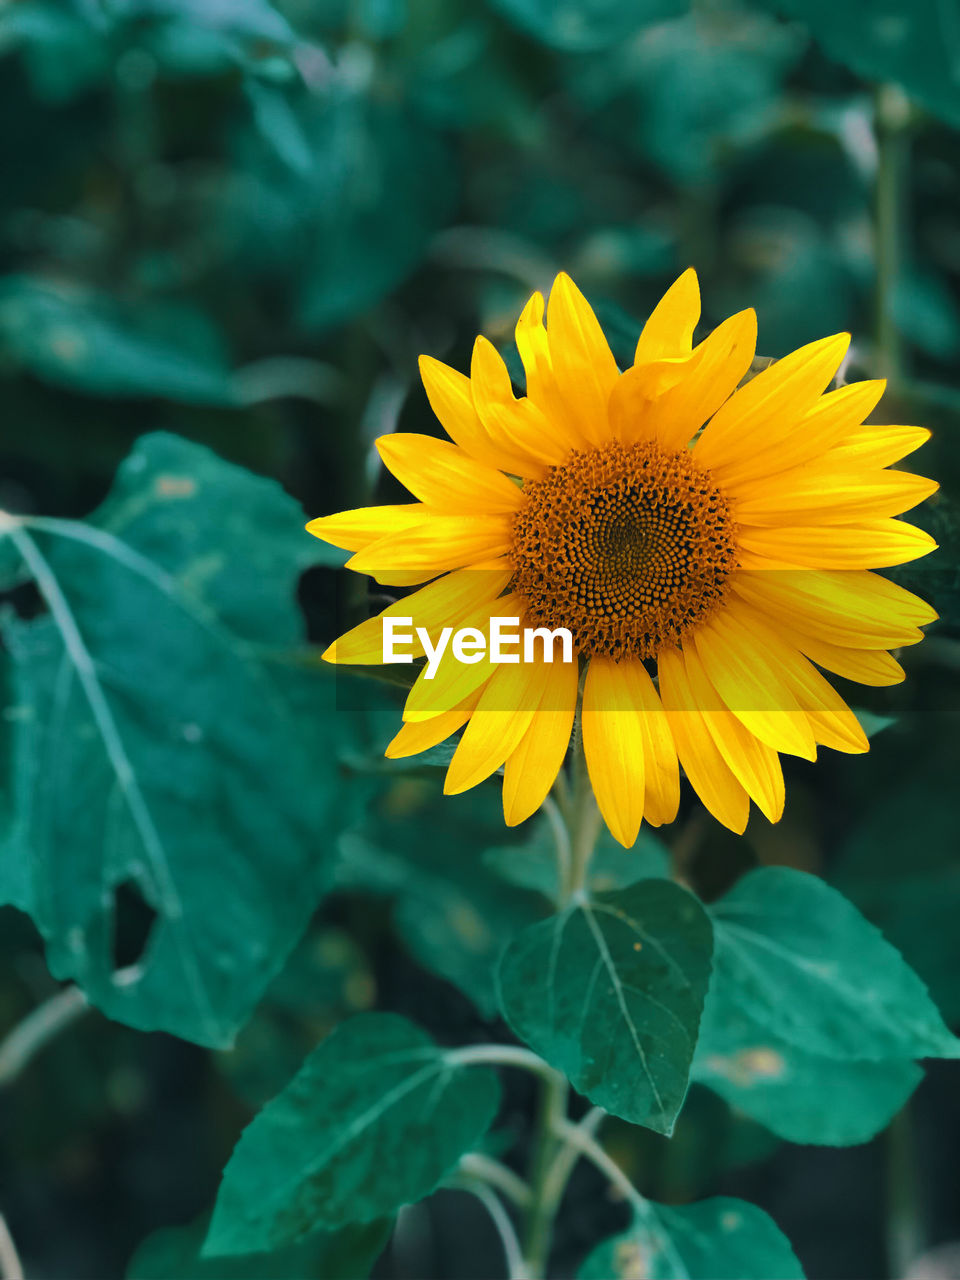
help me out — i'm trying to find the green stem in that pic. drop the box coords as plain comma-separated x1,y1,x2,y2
874,82,912,391
562,735,603,902
885,1104,923,1277
457,1154,532,1209
446,1044,557,1079
520,1070,569,1279
0,987,89,1088
0,1215,24,1280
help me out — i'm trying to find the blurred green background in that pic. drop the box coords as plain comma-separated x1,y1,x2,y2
1,0,960,1277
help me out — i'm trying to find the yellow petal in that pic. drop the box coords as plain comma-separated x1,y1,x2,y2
695,334,853,478
711,377,889,491
471,336,569,470
681,644,785,822
791,633,906,686
306,504,426,552
402,591,525,720
607,355,699,445
581,657,646,848
730,567,935,649
722,601,869,755
634,267,700,363
738,519,938,569
385,696,479,759
546,273,620,448
444,660,552,794
632,663,681,828
634,308,759,452
657,646,751,833
733,466,939,526
516,290,585,449
323,559,513,664
347,513,513,582
376,433,523,513
419,354,537,476
502,660,579,827
826,424,931,468
692,609,817,760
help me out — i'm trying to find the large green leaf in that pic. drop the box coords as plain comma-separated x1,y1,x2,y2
498,880,713,1133
759,0,960,129
335,789,546,1016
129,1213,389,1280
0,433,356,1046
204,1014,500,1254
694,985,922,1146
489,0,686,52
579,1197,804,1280
709,868,959,1062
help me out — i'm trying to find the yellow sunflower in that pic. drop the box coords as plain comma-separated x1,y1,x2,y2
307,271,938,847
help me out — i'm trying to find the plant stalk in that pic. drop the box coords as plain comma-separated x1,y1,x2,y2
874,82,912,390
520,1069,568,1279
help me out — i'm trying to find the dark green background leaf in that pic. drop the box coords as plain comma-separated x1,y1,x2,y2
204,1013,499,1254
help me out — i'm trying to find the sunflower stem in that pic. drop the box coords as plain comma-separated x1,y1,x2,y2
520,1068,569,1279
562,734,602,902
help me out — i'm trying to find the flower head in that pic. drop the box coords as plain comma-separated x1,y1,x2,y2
308,271,938,846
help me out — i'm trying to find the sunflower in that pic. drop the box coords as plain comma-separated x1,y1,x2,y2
307,271,938,847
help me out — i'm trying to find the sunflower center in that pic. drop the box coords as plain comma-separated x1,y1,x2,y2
509,440,738,661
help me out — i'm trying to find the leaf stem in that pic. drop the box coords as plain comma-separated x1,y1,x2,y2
453,1179,529,1280
446,1044,558,1080
540,1106,605,1215
457,1154,532,1209
551,1117,645,1215
0,1216,23,1280
0,986,89,1088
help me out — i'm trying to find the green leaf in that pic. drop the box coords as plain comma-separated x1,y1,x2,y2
335,789,545,1016
0,278,237,404
490,0,686,52
694,987,922,1146
758,0,960,130
129,1212,389,1280
484,821,670,902
579,1196,804,1280
498,880,713,1133
0,433,355,1047
204,1013,500,1254
709,868,960,1062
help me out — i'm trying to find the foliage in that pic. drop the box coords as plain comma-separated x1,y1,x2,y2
1,0,960,1277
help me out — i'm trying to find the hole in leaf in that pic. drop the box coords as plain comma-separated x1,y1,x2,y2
111,879,158,971
3,577,46,621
